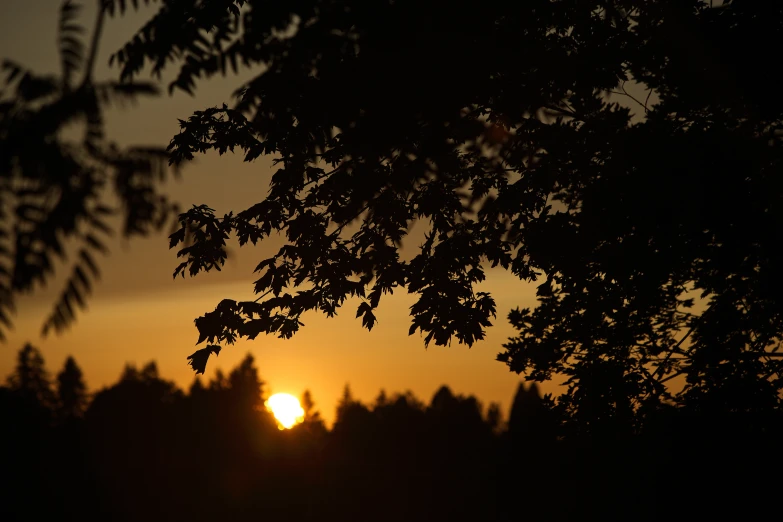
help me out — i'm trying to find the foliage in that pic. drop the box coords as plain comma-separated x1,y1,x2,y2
187,343,221,374
5,343,56,409
3,346,781,520
226,352,264,410
56,355,88,419
113,1,783,431
300,388,321,423
507,382,556,444
0,0,179,340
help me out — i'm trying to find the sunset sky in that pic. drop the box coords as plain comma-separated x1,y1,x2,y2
0,1,551,424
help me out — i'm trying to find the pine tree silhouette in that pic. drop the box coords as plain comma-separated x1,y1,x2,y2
6,344,56,410
56,356,88,420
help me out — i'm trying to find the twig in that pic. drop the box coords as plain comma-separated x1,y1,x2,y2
81,0,107,86
253,288,272,303
543,104,582,121
650,323,696,381
610,81,653,114
644,88,653,112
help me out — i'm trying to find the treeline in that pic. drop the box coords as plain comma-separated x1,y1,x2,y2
1,344,779,521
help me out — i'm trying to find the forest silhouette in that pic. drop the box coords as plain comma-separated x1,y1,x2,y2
2,344,780,521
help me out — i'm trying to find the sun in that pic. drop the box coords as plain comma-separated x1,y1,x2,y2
266,393,305,429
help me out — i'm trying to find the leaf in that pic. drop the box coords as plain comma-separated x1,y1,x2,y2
78,249,100,277
186,344,222,375
58,0,84,89
356,301,371,318
85,233,108,253
169,227,186,248
96,81,160,105
1,59,26,84
361,309,377,331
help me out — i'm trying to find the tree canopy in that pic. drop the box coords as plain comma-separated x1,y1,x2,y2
110,0,783,431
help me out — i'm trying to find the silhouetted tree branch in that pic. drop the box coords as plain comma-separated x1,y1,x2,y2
114,0,783,432
0,0,180,339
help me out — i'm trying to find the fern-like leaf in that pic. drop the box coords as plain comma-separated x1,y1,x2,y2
1,60,28,85
58,1,85,90
41,209,110,336
1,61,58,102
1,1,172,342
0,192,14,342
103,0,158,18
95,80,160,107
84,89,104,147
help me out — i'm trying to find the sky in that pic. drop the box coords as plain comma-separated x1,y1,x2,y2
0,1,551,425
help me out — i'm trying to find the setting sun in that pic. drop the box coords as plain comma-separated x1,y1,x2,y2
266,393,305,429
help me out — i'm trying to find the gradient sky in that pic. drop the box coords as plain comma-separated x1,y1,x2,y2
0,1,555,424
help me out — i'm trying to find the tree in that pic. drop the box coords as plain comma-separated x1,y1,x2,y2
335,383,356,422
189,376,205,396
428,386,490,440
6,343,56,409
373,389,388,409
227,352,265,411
300,389,322,424
56,356,88,419
298,389,327,439
507,382,554,444
115,1,783,431
0,0,179,341
485,402,502,433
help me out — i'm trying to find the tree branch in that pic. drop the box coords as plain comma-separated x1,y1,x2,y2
81,0,106,86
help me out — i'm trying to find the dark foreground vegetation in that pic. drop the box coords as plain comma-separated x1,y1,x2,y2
2,344,780,522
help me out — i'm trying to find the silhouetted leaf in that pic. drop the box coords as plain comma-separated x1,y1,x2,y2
187,344,222,375
58,1,85,89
